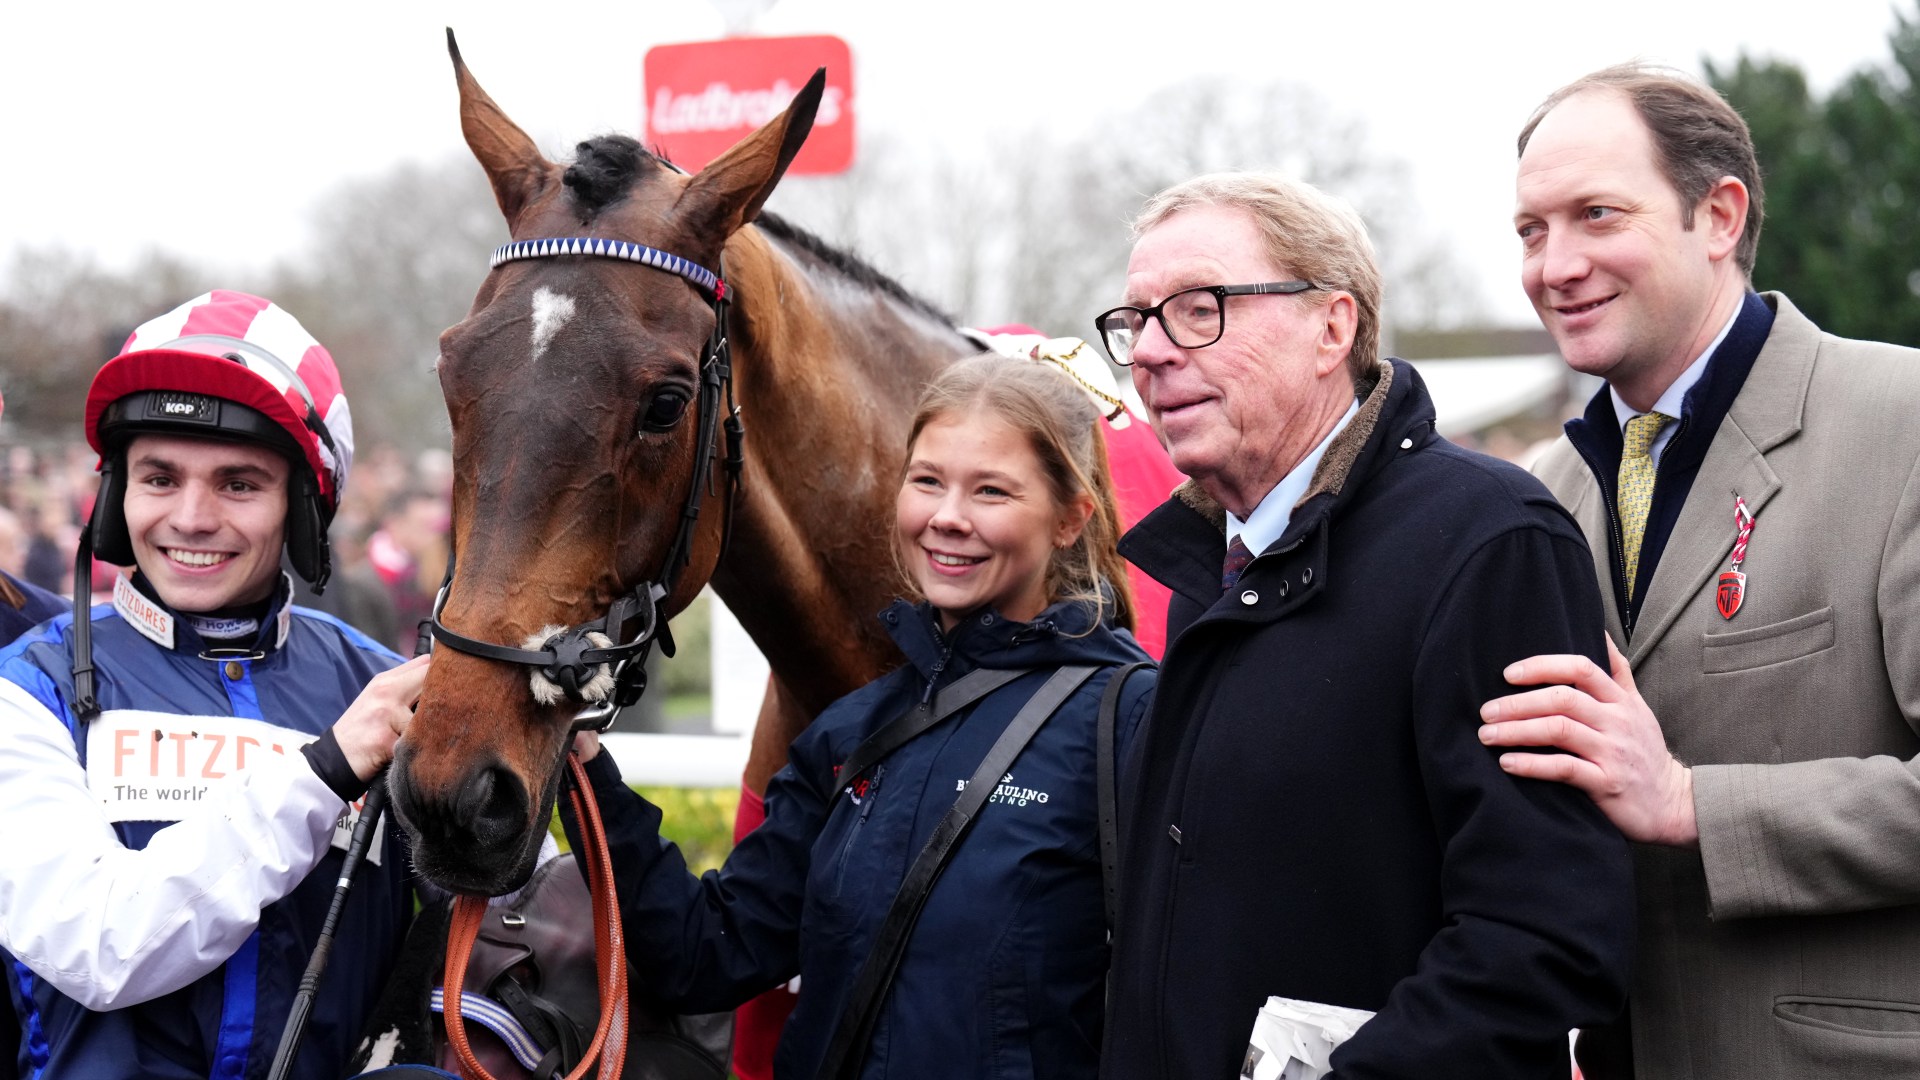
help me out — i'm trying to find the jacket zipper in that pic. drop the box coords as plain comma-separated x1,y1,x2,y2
831,763,885,896
919,636,953,705
833,635,955,897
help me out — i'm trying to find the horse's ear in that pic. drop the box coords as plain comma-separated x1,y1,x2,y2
447,28,551,229
679,68,825,236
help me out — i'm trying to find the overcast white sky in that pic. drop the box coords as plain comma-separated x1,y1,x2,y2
1,0,1906,327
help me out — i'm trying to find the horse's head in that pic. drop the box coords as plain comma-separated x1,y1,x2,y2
388,31,823,894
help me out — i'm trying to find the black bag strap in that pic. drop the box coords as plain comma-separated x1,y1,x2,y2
816,663,1098,1080
829,666,1033,804
1096,661,1154,931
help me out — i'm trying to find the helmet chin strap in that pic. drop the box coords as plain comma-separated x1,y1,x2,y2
70,524,102,724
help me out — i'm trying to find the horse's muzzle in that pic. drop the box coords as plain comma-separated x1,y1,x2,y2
387,741,547,896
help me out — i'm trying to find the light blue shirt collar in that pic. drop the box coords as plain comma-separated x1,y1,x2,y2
1227,398,1361,557
1609,303,1740,468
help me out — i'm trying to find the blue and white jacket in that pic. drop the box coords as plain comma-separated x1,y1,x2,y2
0,574,409,1080
565,597,1155,1080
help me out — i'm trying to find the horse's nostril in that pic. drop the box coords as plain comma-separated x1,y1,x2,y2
387,749,540,891
456,764,528,837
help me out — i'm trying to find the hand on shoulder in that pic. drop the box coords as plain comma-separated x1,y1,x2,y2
1478,634,1698,847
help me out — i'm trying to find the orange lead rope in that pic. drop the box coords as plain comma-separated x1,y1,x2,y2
444,751,629,1079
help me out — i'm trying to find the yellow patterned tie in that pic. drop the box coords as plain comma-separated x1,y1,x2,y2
1618,411,1673,600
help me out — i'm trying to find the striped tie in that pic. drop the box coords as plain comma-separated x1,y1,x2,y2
1222,535,1255,591
1618,411,1673,600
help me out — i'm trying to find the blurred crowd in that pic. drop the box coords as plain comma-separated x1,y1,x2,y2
0,438,453,656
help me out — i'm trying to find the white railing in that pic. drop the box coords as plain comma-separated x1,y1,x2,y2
608,592,763,788
602,731,749,788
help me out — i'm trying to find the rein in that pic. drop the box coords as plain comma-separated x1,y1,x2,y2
428,237,745,726
444,751,628,1080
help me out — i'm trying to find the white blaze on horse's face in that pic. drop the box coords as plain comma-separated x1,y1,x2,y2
530,287,577,362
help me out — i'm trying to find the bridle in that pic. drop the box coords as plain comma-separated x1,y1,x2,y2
424,236,743,1080
427,236,745,731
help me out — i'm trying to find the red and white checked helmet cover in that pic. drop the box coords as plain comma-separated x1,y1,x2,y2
84,290,353,510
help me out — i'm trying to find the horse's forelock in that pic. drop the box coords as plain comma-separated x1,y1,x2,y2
562,135,660,214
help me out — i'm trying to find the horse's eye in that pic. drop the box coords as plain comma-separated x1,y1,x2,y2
640,388,692,432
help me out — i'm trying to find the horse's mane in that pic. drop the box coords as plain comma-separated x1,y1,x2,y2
755,212,955,327
563,136,955,327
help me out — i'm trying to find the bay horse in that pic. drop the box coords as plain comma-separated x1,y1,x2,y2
387,33,978,894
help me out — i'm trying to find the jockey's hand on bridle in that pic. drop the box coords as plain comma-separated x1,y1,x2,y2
335,654,432,781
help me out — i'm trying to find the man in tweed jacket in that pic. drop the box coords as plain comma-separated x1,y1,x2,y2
1483,63,1920,1079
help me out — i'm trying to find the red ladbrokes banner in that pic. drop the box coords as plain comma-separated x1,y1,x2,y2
644,35,854,175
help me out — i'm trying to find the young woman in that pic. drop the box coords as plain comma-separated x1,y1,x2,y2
564,356,1156,1080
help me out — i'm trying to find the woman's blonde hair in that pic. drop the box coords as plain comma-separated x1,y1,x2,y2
900,355,1136,633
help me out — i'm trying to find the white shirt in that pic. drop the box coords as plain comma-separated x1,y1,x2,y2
1227,398,1361,557
0,677,347,1009
1610,304,1741,469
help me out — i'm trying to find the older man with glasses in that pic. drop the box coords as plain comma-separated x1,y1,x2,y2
1097,171,1634,1080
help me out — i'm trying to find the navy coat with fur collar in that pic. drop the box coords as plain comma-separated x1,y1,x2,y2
1105,360,1633,1080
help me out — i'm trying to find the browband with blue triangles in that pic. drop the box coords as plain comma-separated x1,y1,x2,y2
490,237,725,299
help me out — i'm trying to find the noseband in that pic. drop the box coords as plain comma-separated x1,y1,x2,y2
428,237,745,730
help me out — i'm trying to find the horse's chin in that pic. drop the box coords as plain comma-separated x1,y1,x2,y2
414,827,546,897
392,771,561,898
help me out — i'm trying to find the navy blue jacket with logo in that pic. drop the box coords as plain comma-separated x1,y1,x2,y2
566,598,1154,1080
0,575,410,1080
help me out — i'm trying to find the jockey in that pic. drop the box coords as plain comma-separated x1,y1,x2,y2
0,291,430,1080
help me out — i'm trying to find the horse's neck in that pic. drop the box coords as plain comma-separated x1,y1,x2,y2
709,230,970,717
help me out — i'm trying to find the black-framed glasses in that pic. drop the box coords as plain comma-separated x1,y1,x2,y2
1094,281,1319,366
